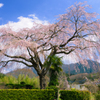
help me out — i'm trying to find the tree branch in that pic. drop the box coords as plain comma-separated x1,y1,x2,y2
1,60,33,67
4,53,31,62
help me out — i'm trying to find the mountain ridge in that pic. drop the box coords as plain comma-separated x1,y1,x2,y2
2,60,100,76
62,60,100,75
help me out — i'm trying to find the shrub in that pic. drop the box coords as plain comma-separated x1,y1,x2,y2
46,86,58,99
98,84,100,91
6,83,34,89
0,89,55,100
0,73,5,78
20,81,26,84
0,74,39,89
95,94,100,100
85,84,99,93
60,90,91,100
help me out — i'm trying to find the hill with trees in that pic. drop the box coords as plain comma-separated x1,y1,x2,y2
62,60,100,75
6,67,36,78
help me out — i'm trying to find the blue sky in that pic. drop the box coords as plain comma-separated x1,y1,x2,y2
0,0,100,25
0,0,100,73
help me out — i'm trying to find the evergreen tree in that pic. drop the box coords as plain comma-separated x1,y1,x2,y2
48,55,63,86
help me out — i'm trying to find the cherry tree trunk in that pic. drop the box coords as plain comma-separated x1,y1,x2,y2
39,74,46,89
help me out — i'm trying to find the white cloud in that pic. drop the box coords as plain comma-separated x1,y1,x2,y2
85,35,99,42
57,53,79,64
8,16,34,31
28,14,48,25
0,14,49,73
0,14,49,31
0,3,4,8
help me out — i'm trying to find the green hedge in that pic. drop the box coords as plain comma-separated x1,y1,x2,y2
46,86,58,99
60,90,91,100
6,84,33,89
0,89,55,100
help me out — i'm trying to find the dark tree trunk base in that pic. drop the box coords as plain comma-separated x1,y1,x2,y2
39,75,46,89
